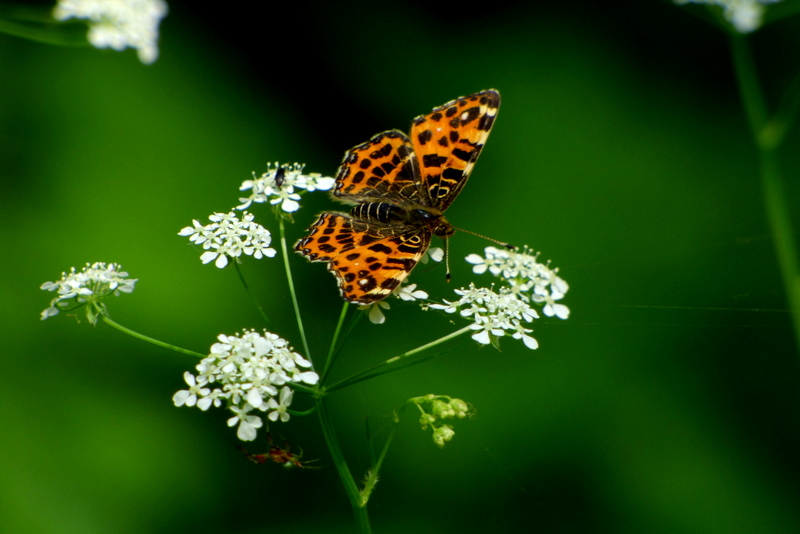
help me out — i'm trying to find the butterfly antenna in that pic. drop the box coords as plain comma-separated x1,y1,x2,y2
453,226,516,250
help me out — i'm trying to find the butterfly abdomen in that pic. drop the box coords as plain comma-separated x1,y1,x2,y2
350,202,405,224
350,202,453,236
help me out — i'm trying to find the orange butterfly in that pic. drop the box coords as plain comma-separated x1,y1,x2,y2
295,89,500,304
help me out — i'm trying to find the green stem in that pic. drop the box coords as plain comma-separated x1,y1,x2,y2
321,302,350,384
767,68,800,149
731,35,800,352
317,399,371,533
101,316,206,359
232,262,272,328
327,326,473,393
279,218,311,360
0,8,87,46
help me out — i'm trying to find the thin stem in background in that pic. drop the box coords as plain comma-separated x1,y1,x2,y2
0,6,87,46
326,326,474,393
767,67,800,148
101,316,207,359
321,301,350,384
279,217,311,360
731,34,800,352
232,262,272,329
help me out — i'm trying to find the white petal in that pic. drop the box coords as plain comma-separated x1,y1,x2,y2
522,334,539,350
298,371,319,385
200,251,218,264
237,420,258,441
214,254,229,269
246,389,264,409
471,330,491,344
172,390,190,406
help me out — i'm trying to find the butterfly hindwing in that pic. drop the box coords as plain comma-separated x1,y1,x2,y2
294,212,430,304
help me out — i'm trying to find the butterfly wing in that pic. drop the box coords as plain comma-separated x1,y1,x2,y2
410,89,500,211
294,212,431,304
333,130,427,205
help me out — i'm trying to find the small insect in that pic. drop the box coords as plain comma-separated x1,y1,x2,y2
274,166,287,188
237,435,317,469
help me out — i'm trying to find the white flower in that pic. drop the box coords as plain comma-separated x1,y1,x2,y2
227,404,263,442
178,211,276,268
40,262,137,323
172,372,209,407
466,245,570,320
430,284,540,350
674,0,782,33
359,300,391,324
237,162,334,213
424,247,444,263
53,0,168,64
357,282,430,324
394,283,428,302
267,387,293,422
174,329,318,441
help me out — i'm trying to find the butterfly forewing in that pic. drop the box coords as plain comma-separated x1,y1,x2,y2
411,89,500,211
334,130,425,205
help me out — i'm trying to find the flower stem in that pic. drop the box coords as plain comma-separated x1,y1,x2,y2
232,262,272,328
326,326,474,393
101,316,206,359
731,35,800,352
279,218,311,360
320,302,350,384
0,6,87,46
317,399,371,533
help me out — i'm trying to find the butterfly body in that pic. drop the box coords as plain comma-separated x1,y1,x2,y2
295,90,500,304
350,201,453,236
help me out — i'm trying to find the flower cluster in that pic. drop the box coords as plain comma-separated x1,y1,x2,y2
411,394,472,448
53,0,168,64
674,0,782,33
466,246,570,320
173,329,319,441
237,162,335,213
178,211,276,268
40,262,137,323
430,284,540,349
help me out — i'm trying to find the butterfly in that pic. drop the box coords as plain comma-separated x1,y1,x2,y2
294,89,500,304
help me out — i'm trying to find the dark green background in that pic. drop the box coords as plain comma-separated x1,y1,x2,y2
2,1,800,532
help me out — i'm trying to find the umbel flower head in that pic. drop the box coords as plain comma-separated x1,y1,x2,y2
674,0,782,33
466,246,570,320
237,162,335,213
40,262,137,324
430,284,540,349
178,211,276,268
53,0,168,64
173,329,319,441
427,245,569,350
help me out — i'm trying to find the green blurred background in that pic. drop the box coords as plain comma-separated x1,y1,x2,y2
2,0,800,532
